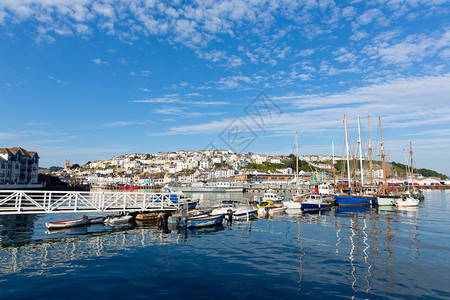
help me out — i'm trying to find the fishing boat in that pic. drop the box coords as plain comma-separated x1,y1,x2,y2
210,200,257,220
262,190,284,202
45,216,89,229
318,183,334,195
376,195,400,206
257,200,287,216
182,214,225,228
104,214,134,225
232,207,258,220
395,195,420,207
301,194,333,210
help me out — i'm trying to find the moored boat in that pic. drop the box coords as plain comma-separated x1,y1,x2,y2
395,195,420,207
376,195,399,206
104,214,134,225
210,200,257,221
182,214,225,228
45,216,89,229
282,199,302,209
261,190,284,202
135,212,159,221
334,194,374,206
88,216,105,224
257,200,287,216
301,194,332,210
232,207,258,220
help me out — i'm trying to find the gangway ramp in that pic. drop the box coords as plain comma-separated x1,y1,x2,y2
0,190,181,215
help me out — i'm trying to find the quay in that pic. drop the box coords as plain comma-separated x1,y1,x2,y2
0,190,181,215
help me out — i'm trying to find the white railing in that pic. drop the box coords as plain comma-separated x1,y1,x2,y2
0,190,180,214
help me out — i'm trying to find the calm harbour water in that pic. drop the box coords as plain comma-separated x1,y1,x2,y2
0,190,449,299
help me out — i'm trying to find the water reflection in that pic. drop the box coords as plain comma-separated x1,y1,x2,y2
0,191,444,299
0,225,181,276
0,214,38,247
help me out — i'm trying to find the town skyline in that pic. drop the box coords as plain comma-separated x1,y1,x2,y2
1,1,449,176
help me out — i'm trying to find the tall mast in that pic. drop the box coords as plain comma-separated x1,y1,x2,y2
296,131,299,195
368,113,373,185
332,141,336,188
410,141,415,188
358,115,364,192
379,117,388,195
353,142,357,192
345,115,352,195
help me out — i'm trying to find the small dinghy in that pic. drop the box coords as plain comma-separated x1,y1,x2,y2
104,214,134,225
88,216,105,225
184,214,225,228
45,216,89,229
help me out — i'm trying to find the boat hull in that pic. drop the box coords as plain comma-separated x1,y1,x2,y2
334,195,374,206
283,201,302,209
185,214,225,228
104,215,134,225
395,197,420,207
46,217,89,229
233,209,258,220
301,202,331,210
376,196,399,206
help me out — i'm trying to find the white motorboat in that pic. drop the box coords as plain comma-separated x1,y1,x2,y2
395,195,419,207
301,194,332,210
262,190,284,202
211,200,257,220
104,214,134,225
257,200,287,216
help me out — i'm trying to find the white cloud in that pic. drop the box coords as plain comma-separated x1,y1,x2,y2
160,74,450,136
104,121,146,128
152,106,225,118
134,95,230,105
92,58,107,65
196,49,243,67
367,29,450,64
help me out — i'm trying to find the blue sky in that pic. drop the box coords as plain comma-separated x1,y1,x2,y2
0,0,449,176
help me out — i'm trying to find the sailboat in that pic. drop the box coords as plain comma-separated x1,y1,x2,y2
401,142,424,201
283,132,305,209
334,115,375,206
395,142,420,207
376,117,400,206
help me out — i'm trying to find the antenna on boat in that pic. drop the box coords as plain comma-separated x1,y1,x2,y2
296,131,299,196
379,117,388,195
344,114,352,195
358,115,364,192
410,141,415,189
368,113,373,186
332,141,336,188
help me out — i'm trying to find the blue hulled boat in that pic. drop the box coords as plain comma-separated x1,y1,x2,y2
334,194,375,206
183,214,225,228
301,194,333,210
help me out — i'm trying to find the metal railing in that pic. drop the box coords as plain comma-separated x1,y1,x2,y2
0,190,181,214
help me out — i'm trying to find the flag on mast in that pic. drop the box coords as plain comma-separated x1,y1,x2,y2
343,114,346,124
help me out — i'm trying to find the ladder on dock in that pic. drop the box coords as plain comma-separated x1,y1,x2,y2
0,190,181,215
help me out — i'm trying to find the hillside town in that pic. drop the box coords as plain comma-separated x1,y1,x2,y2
1,147,448,190
52,149,447,188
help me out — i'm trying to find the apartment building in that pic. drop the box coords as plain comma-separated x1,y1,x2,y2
0,147,39,184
